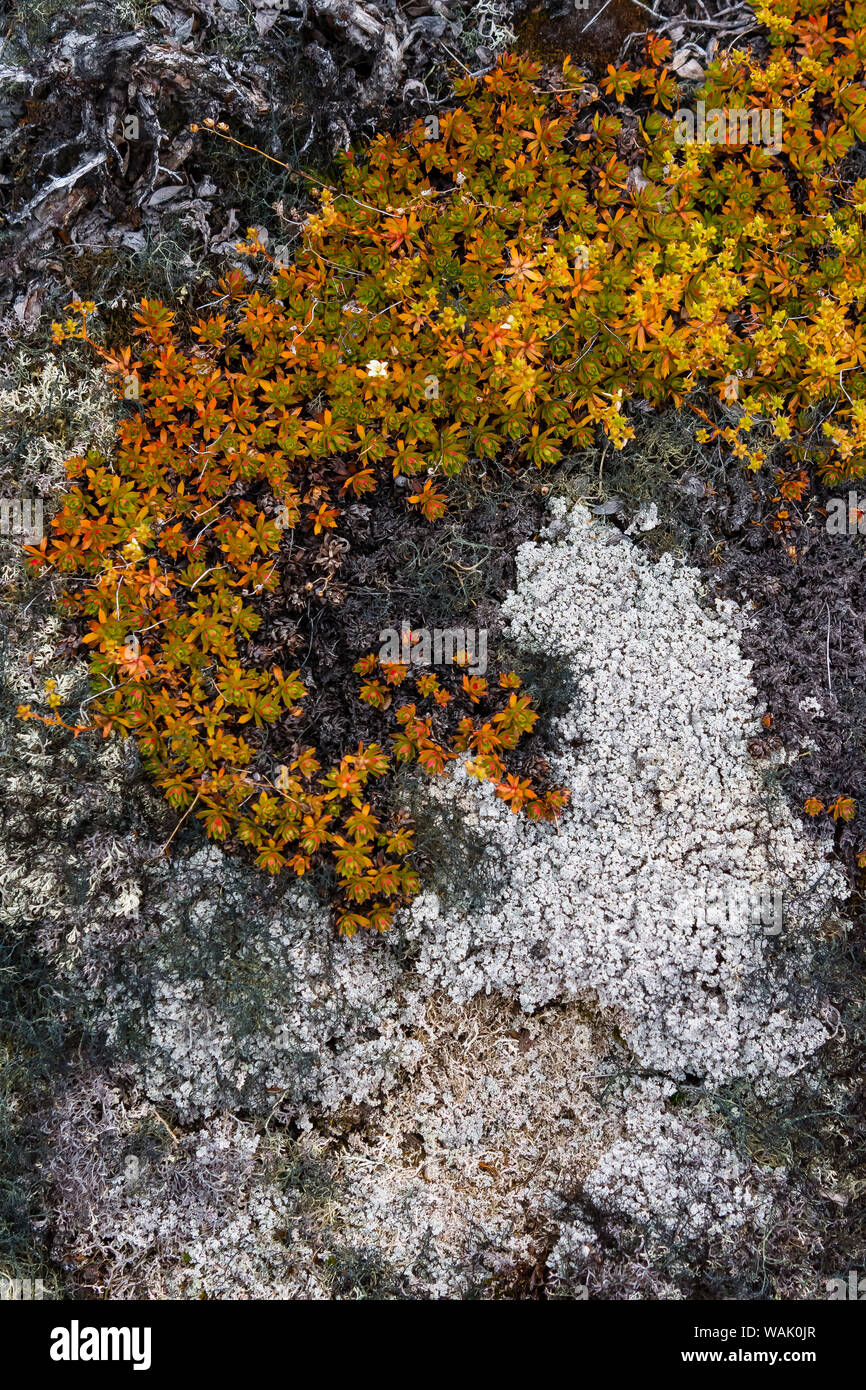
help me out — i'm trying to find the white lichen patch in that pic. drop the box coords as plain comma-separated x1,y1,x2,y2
319,993,619,1297
580,1080,778,1241
120,850,427,1124
547,1078,783,1299
0,355,118,500
44,1023,784,1300
404,501,842,1083
44,1079,322,1300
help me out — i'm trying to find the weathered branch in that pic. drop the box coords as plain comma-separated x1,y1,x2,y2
11,151,107,224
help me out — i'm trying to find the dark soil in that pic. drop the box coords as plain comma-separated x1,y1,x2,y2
517,0,653,75
257,462,565,772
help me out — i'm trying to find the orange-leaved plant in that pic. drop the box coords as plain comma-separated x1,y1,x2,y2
26,0,866,919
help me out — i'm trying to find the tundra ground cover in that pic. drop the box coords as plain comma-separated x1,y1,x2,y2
21,0,866,926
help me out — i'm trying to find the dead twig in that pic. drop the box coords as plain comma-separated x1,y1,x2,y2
11,151,107,224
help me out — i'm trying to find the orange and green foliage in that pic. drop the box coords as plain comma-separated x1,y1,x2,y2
24,0,866,926
356,654,568,817
805,793,857,820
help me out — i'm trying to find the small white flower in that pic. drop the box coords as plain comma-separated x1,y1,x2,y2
455,171,466,184
366,359,389,378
